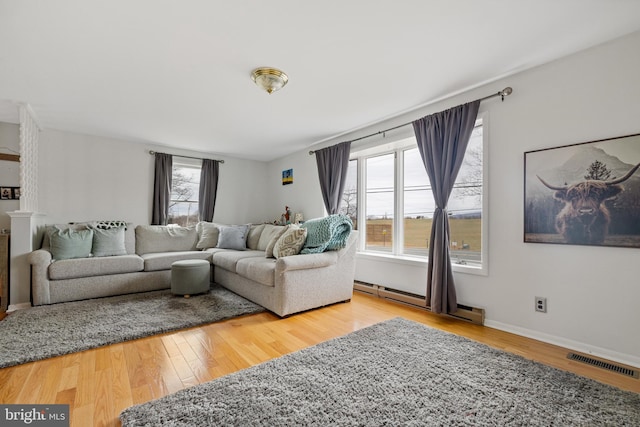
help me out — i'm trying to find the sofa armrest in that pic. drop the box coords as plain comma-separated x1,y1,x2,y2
275,251,339,273
28,249,52,305
29,249,52,266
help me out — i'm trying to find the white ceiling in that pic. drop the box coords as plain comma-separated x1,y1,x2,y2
1,1,640,161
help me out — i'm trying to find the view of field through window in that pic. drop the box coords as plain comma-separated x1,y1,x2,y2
340,124,483,265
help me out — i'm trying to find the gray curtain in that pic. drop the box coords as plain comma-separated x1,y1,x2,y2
412,100,480,314
199,159,219,222
314,141,352,214
152,153,173,225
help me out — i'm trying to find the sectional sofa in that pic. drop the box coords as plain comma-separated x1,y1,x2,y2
28,219,357,317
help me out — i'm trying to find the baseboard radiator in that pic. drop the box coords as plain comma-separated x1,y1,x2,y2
354,281,485,325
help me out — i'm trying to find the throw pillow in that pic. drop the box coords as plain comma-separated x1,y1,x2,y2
196,222,221,249
264,224,290,258
90,220,128,230
246,224,266,250
90,226,127,257
49,227,94,260
216,224,250,250
273,226,307,259
41,223,88,250
257,224,286,251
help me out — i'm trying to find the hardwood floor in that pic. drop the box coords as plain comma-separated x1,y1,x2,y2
1,291,638,427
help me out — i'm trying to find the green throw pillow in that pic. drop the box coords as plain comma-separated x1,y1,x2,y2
91,226,127,257
49,228,94,260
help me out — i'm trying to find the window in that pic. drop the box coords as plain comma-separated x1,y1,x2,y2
365,154,394,252
403,147,431,256
344,118,486,271
168,158,201,227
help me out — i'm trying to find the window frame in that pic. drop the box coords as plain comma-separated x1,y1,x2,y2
168,157,202,227
350,113,489,276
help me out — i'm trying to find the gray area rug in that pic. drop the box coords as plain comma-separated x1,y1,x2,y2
120,317,640,426
0,286,264,368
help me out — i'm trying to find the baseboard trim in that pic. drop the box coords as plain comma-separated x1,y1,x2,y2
485,319,640,369
354,281,484,325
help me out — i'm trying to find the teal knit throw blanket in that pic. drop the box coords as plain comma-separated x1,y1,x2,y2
300,214,353,254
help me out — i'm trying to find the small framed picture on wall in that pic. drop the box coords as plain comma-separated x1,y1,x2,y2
282,169,293,185
0,187,20,200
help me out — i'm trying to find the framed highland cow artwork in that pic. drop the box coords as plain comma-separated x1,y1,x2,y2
524,133,640,248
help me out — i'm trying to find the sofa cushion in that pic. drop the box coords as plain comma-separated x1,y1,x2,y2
90,226,128,257
49,227,94,260
135,225,198,255
257,224,286,251
273,225,307,259
124,225,136,254
211,250,264,273
216,224,250,250
246,224,265,250
48,255,143,280
141,251,212,272
196,222,220,249
236,257,276,287
265,225,290,257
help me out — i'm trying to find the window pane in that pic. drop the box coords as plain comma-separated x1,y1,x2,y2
366,154,394,252
339,159,358,229
169,165,200,226
403,148,433,256
168,201,199,227
449,125,483,265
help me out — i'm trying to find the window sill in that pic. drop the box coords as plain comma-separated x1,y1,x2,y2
356,251,487,276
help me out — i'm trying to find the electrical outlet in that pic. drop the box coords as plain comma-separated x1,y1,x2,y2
535,296,547,313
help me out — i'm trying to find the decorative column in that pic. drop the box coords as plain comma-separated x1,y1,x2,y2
19,104,39,212
8,104,42,309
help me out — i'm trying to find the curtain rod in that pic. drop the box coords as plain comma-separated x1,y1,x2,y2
309,87,513,155
149,150,224,163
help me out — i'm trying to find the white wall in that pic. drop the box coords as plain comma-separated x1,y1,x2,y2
38,130,269,226
268,31,640,367
266,149,325,222
0,122,20,230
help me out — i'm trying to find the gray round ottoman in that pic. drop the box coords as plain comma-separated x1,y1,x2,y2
171,259,210,298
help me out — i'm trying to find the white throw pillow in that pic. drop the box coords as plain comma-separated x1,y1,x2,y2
264,225,290,258
273,226,307,259
257,224,286,250
196,222,221,249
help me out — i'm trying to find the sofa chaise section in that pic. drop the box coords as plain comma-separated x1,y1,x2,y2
213,230,357,317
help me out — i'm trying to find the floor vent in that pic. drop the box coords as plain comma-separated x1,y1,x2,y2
567,352,639,379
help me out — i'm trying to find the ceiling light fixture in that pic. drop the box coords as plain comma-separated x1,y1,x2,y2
251,67,289,94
